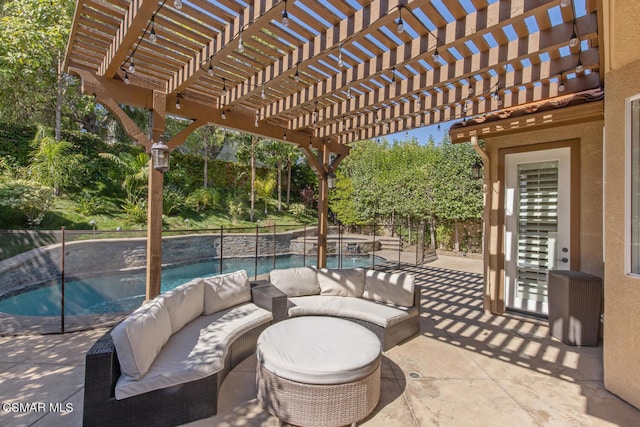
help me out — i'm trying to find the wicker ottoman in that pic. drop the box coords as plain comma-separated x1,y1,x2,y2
256,316,381,427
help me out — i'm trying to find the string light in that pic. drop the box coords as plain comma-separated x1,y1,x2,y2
123,72,130,84
221,110,226,119
397,5,404,34
174,0,182,10
149,17,157,43
569,21,579,48
294,64,300,82
176,94,181,110
283,130,287,140
255,111,260,127
576,58,584,73
237,28,245,53
282,0,289,27
128,59,135,74
338,47,344,67
261,83,266,99
222,78,228,97
347,82,353,99
390,67,396,88
432,47,440,62
560,0,571,7
558,77,566,92
208,62,214,76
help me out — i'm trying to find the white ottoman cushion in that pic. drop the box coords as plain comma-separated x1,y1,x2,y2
256,317,381,385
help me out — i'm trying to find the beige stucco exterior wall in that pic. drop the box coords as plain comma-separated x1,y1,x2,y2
601,0,640,410
480,117,604,315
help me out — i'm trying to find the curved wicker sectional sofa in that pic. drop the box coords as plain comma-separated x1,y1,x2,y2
265,266,421,351
82,266,419,426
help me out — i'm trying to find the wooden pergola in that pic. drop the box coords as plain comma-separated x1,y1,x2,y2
63,0,602,300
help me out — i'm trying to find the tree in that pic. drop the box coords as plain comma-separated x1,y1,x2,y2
98,152,149,201
255,173,277,215
0,0,75,136
430,139,483,252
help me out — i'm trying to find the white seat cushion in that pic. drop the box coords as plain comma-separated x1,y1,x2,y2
287,295,418,328
317,268,365,297
115,302,272,400
111,300,172,380
203,270,251,315
363,270,415,307
269,266,320,297
256,317,380,385
158,278,204,334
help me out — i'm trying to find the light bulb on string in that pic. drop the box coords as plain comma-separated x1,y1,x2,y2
576,59,584,73
261,83,266,99
432,47,440,62
222,79,228,97
128,59,135,74
569,30,579,48
237,29,245,53
149,17,157,43
282,0,289,27
174,0,182,10
208,62,214,76
338,49,344,67
255,112,260,127
221,110,226,120
558,77,566,92
397,6,404,34
124,72,130,85
561,0,571,7
294,64,300,82
176,95,181,110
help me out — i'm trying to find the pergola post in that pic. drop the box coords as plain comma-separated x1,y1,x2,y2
146,92,166,300
317,145,330,268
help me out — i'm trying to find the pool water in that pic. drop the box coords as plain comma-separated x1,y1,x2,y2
0,254,383,316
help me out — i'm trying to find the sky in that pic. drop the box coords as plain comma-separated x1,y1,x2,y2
383,121,453,145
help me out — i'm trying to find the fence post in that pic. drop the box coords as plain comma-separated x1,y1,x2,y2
219,225,224,274
255,225,259,280
272,224,277,271
303,225,307,267
399,223,402,267
338,224,342,269
60,227,65,334
372,223,376,270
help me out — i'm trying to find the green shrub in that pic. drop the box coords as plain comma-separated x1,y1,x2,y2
122,198,147,223
288,202,307,217
73,190,103,215
163,187,186,216
186,187,223,212
228,199,244,224
0,180,55,227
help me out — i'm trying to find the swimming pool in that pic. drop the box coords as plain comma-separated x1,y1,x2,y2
0,254,383,316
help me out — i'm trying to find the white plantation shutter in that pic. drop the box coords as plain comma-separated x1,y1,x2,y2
515,161,559,303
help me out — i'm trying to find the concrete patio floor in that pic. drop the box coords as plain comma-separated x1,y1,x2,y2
1,254,639,426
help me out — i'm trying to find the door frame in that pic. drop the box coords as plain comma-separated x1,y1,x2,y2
497,140,581,312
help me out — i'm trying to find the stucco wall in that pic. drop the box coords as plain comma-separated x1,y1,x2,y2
603,58,640,409
482,116,604,313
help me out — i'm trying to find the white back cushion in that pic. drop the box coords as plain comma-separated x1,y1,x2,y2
317,268,365,297
269,266,320,297
362,270,415,307
111,300,172,380
203,270,251,315
158,278,204,334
